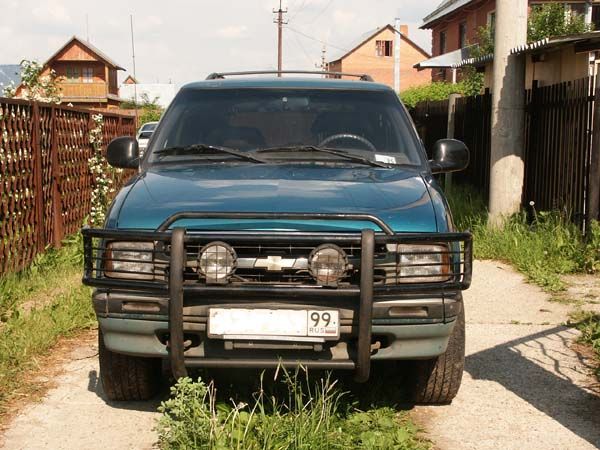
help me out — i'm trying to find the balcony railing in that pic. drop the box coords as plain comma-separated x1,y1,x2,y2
60,82,107,98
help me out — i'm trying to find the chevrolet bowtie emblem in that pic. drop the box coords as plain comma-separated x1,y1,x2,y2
254,256,297,271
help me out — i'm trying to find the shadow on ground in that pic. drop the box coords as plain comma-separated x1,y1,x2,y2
87,361,415,414
466,325,600,448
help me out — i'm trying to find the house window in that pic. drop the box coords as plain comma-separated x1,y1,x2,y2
487,11,496,30
82,67,94,83
439,30,447,54
592,5,600,30
376,40,393,57
66,66,80,82
459,21,468,48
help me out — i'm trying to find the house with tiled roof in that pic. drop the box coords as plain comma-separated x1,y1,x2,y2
418,0,600,81
326,24,432,91
15,36,126,109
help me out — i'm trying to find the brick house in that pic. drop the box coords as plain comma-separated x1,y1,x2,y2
327,24,432,91
16,36,125,109
419,0,600,81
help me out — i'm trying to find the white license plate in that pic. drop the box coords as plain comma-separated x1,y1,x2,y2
208,308,339,341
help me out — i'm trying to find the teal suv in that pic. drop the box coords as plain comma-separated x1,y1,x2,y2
82,71,472,404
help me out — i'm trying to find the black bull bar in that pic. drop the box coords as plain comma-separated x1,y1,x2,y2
82,212,473,382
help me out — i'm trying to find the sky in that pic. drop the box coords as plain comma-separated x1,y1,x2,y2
0,0,441,88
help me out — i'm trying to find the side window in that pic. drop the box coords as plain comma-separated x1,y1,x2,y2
376,40,393,57
487,11,496,31
439,31,447,54
66,66,80,82
459,22,467,48
82,67,94,83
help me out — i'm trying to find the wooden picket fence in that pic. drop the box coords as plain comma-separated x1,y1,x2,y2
0,97,136,275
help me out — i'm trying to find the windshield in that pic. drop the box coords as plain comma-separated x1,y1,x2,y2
147,88,424,166
138,131,153,139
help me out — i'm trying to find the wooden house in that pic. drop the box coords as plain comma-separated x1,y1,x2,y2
16,36,125,109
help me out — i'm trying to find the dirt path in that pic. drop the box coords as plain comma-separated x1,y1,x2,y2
0,261,598,450
414,261,600,450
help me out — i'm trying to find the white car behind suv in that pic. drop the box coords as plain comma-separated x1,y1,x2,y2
136,121,158,155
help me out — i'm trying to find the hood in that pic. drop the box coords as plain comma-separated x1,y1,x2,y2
113,164,438,232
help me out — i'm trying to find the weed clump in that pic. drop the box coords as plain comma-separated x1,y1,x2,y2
447,185,600,291
157,370,427,450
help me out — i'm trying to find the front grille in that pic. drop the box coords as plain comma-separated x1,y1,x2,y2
183,241,363,286
82,226,472,293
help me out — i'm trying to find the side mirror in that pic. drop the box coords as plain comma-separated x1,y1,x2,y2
106,136,139,169
429,139,469,174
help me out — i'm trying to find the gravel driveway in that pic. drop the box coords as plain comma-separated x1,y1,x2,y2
0,261,598,450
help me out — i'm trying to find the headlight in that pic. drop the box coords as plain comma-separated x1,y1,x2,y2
309,244,348,286
198,242,237,284
105,242,154,280
386,243,450,283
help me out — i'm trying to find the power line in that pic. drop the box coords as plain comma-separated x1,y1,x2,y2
291,29,317,66
286,25,405,63
288,0,308,22
308,0,333,24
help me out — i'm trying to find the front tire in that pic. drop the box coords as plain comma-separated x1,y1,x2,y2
408,307,465,404
98,330,161,401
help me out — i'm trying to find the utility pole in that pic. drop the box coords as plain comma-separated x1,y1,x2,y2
130,15,139,127
488,0,528,227
315,45,327,75
394,18,401,92
273,0,288,77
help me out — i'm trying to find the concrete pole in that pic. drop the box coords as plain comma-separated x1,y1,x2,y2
394,18,401,92
488,0,528,227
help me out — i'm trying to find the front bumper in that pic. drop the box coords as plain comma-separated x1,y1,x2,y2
82,211,472,382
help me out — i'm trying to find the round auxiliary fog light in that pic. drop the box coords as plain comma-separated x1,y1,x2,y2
198,241,237,283
309,244,348,286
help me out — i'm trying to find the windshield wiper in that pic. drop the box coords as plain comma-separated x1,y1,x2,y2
253,145,390,168
154,144,267,164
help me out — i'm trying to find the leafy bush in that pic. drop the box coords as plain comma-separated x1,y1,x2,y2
401,82,466,108
528,3,592,42
448,185,600,291
157,371,428,450
471,3,593,58
121,93,163,128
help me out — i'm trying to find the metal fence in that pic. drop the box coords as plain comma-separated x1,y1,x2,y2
453,90,492,198
0,97,136,275
410,99,449,159
410,77,600,230
524,78,595,225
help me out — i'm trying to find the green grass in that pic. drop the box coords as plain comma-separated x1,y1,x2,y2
447,185,600,291
0,233,84,319
157,371,428,450
0,234,95,412
570,311,600,379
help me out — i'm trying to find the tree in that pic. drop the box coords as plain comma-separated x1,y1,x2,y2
2,60,62,104
120,93,163,127
473,3,593,57
528,3,592,42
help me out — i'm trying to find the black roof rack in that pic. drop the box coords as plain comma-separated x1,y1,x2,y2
205,70,374,82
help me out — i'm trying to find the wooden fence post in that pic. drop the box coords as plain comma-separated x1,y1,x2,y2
31,102,45,252
50,106,64,248
587,75,600,232
445,94,460,191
